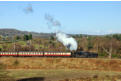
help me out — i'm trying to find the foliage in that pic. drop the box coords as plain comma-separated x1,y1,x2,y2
23,34,32,41
50,36,54,40
24,34,29,41
98,53,107,57
112,34,121,41
111,54,121,58
29,34,32,40
15,36,21,40
0,33,121,58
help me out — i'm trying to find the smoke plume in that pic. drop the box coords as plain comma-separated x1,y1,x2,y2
45,14,78,51
45,14,61,27
56,31,78,51
24,4,33,14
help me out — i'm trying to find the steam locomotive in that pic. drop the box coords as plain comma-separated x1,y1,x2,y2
0,51,98,58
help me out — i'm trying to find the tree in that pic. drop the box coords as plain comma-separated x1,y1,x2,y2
24,35,29,41
101,37,113,59
16,36,21,40
23,34,33,51
50,36,54,40
0,35,2,41
87,37,93,50
29,34,33,51
112,34,121,41
23,34,32,41
29,34,32,40
80,37,88,51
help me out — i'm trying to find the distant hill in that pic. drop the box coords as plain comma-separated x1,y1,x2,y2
0,29,54,38
0,28,101,38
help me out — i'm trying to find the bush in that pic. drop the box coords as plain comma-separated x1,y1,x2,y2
98,53,107,57
112,54,120,58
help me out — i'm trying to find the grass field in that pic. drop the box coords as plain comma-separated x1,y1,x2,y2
0,57,121,71
1,69,121,81
0,57,121,81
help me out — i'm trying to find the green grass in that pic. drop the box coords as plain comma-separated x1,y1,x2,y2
17,41,26,46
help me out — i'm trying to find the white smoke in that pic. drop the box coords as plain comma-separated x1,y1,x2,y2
56,31,78,51
45,14,78,51
45,14,61,28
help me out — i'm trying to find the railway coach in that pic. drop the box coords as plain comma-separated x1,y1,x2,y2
0,51,71,57
0,52,18,56
44,52,71,57
18,52,43,56
0,51,98,58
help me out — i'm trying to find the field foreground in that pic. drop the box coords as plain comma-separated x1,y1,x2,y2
0,69,121,81
0,57,121,71
0,57,121,81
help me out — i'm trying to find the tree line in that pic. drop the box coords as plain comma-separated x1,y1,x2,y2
0,34,121,59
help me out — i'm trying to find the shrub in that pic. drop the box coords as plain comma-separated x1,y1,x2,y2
98,53,107,57
112,54,120,58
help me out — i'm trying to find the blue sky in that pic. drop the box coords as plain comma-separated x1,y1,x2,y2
0,1,121,35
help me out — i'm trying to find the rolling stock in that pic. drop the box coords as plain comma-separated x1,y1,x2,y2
0,51,98,58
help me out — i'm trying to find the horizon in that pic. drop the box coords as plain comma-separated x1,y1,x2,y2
0,1,121,35
0,28,120,36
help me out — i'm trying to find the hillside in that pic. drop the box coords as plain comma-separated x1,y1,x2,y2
0,29,54,38
0,28,94,38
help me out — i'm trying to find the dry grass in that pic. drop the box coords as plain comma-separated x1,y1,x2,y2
0,57,121,72
3,69,121,81
1,57,121,81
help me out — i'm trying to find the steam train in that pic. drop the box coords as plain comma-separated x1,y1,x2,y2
0,51,98,58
